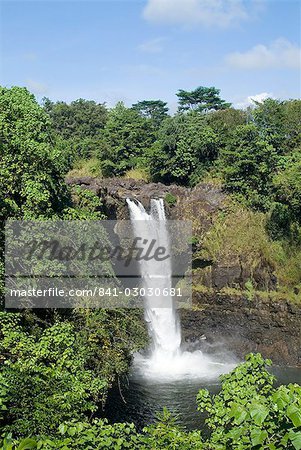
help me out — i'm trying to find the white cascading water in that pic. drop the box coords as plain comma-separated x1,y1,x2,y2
126,198,181,354
127,198,235,380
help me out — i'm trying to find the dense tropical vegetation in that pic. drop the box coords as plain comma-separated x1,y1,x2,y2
0,85,301,448
42,85,301,298
0,355,301,449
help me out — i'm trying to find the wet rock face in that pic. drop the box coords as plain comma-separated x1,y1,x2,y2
181,292,301,366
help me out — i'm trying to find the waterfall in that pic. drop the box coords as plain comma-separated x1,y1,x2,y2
127,198,236,380
126,198,181,355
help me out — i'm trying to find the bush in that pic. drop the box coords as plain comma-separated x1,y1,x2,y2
67,157,102,178
164,193,177,206
197,353,301,449
3,354,301,449
124,168,150,181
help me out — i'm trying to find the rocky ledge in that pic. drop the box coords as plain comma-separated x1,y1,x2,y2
65,176,226,220
67,176,301,366
181,291,301,366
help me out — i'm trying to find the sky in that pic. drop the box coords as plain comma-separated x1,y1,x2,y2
0,0,300,111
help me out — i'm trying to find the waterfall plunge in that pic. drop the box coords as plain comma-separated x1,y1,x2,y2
127,198,235,380
126,198,181,355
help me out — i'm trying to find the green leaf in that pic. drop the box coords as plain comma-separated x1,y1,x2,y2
250,403,269,426
58,424,67,435
289,431,301,450
287,405,301,427
272,389,290,409
17,438,37,450
230,403,248,424
251,427,268,446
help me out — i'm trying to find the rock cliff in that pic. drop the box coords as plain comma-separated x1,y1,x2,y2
66,176,301,366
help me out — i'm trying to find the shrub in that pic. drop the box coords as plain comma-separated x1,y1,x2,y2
164,193,177,206
124,168,150,181
197,353,301,449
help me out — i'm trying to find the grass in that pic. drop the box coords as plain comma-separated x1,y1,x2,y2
193,201,301,300
123,168,150,181
67,158,102,178
192,284,301,305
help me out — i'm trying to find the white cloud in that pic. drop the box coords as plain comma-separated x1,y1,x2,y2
138,37,167,53
225,38,301,70
26,79,48,95
143,0,251,28
236,92,274,109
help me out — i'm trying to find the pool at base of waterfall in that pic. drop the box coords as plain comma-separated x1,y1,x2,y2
122,199,301,431
104,364,301,431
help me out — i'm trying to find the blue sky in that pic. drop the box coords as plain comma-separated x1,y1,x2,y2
0,0,300,110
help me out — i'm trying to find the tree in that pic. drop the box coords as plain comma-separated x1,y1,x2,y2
43,98,107,141
177,86,231,113
252,98,287,152
43,98,108,161
272,150,301,224
132,100,169,128
2,354,301,449
99,102,155,176
283,99,301,150
0,308,147,436
0,87,69,221
148,113,219,184
197,353,301,450
206,107,247,146
221,124,279,209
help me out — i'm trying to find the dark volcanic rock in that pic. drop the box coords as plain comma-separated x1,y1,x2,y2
181,292,301,366
66,176,301,366
66,176,226,221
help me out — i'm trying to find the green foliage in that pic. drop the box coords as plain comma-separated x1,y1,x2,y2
124,167,150,181
0,313,107,436
252,98,288,151
206,107,247,146
148,113,219,184
63,186,105,219
0,87,69,220
143,407,203,449
0,417,203,450
199,206,278,285
197,353,301,449
164,193,177,207
0,309,147,437
245,279,255,301
266,202,293,240
0,420,144,449
99,102,155,176
282,100,301,150
2,355,300,449
221,124,279,209
42,98,108,164
2,85,301,448
43,98,107,142
132,100,169,129
67,157,102,178
273,150,301,223
177,86,231,113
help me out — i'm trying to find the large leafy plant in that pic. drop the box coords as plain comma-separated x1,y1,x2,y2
197,353,301,449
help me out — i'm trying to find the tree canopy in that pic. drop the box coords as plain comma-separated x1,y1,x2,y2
132,100,169,128
177,86,231,113
0,87,68,221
